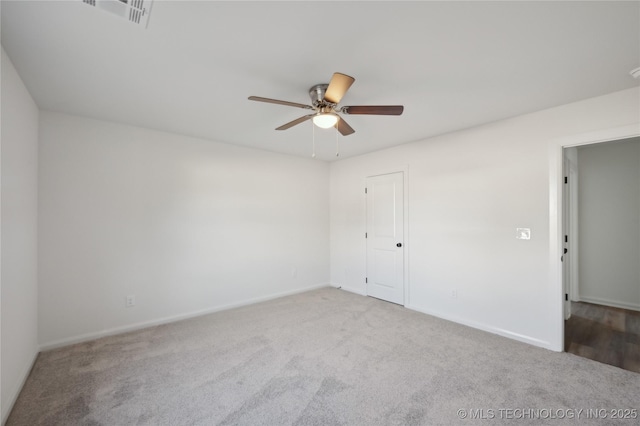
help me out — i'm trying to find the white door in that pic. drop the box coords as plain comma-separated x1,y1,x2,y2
366,172,404,305
562,154,571,320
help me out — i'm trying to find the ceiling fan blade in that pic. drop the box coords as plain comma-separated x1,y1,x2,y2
342,105,404,115
323,72,355,104
276,114,315,130
248,96,313,110
335,116,355,136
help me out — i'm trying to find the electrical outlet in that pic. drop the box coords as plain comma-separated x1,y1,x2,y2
126,295,136,308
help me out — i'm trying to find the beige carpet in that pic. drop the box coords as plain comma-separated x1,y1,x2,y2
7,287,640,425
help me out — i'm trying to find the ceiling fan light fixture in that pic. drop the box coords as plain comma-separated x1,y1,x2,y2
313,113,338,129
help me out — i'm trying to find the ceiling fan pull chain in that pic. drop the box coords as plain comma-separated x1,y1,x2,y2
312,122,316,158
335,127,340,157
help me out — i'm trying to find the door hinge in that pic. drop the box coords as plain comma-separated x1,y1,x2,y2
365,232,367,238
564,176,568,184
365,187,368,194
365,277,368,283
565,293,568,301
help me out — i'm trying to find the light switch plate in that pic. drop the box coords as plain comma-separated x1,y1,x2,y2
516,228,531,240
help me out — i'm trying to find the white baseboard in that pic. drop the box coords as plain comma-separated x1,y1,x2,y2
39,283,330,351
2,348,39,425
331,283,367,296
405,304,554,351
577,295,640,312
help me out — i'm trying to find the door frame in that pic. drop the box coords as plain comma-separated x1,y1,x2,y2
549,124,640,351
364,165,409,306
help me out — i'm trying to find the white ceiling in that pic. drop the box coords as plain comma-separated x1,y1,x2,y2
2,1,639,161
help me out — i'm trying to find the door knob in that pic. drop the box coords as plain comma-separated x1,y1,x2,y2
396,243,402,247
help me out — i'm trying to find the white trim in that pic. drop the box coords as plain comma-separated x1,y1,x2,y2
578,296,640,312
2,350,39,425
567,150,580,303
549,123,640,352
334,284,367,296
39,283,330,351
364,165,410,306
406,304,552,350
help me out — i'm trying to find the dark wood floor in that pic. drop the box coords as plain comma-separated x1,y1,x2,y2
565,301,640,373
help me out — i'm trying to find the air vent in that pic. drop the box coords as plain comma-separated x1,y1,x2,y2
82,0,153,28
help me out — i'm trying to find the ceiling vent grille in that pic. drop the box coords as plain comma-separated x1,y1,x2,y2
82,0,153,28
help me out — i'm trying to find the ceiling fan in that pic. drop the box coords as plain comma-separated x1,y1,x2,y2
248,72,404,136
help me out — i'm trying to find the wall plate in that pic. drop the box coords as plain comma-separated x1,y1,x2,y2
516,228,531,240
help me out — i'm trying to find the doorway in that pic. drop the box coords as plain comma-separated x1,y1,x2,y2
562,137,640,372
366,171,405,305
551,124,639,352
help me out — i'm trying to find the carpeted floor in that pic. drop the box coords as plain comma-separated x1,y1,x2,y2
7,287,640,425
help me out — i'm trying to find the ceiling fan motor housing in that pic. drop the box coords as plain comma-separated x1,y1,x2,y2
309,84,330,107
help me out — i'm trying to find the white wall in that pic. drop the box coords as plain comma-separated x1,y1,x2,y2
330,87,640,350
38,112,329,348
1,48,40,423
577,138,640,310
